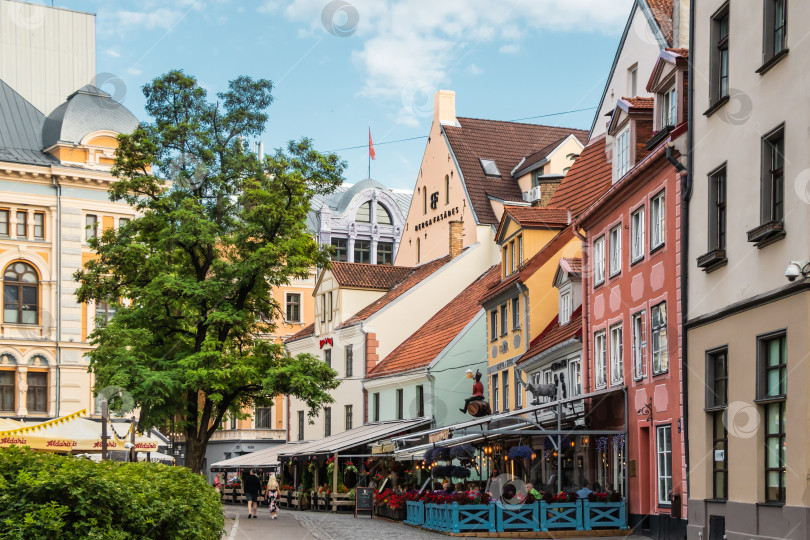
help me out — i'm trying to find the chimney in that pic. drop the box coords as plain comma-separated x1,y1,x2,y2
449,221,463,259
434,90,457,127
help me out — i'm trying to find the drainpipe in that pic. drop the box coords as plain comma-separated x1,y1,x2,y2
360,323,370,423
515,282,530,407
51,168,62,417
571,227,590,394
425,368,435,428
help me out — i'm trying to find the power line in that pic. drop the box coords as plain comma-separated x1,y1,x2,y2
326,106,597,153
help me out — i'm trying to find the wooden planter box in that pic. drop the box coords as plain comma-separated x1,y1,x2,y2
450,502,496,533
496,501,539,532
583,500,626,530
404,500,424,526
540,500,583,531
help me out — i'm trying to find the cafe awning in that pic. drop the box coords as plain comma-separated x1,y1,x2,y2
277,418,431,460
210,441,306,471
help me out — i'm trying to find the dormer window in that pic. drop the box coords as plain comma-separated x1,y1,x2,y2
615,128,631,179
560,291,572,325
531,167,545,187
661,86,677,127
480,159,501,177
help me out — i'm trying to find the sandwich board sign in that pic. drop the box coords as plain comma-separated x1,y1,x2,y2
354,487,374,518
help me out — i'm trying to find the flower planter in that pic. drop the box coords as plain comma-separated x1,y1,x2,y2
496,501,539,532
450,502,496,533
424,503,451,531
404,500,425,526
540,500,583,531
583,500,626,530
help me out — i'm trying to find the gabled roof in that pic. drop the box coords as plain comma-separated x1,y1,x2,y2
306,179,412,234
548,135,613,220
517,306,583,366
496,206,570,241
285,323,315,343
0,79,57,166
553,257,583,288
368,265,500,379
512,135,582,178
442,117,587,225
329,262,413,290
647,48,689,93
338,255,452,329
647,0,674,46
621,97,655,110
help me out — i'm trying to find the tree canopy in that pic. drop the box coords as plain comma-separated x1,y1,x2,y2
75,70,344,472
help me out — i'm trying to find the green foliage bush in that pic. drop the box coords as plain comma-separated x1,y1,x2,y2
0,447,223,540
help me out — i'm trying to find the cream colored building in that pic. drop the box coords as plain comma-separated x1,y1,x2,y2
686,2,810,539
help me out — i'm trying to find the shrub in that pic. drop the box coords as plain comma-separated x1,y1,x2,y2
0,447,223,540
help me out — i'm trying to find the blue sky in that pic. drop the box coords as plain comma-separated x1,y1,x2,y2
58,0,634,190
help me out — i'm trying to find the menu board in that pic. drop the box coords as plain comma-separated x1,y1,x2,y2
354,487,374,518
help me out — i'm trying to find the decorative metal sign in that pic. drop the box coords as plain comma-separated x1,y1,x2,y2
414,206,460,232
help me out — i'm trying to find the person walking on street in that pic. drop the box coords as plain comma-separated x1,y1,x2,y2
266,473,279,520
244,469,262,519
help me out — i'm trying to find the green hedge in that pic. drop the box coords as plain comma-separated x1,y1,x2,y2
0,447,223,540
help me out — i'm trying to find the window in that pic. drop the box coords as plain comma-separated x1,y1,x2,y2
230,415,237,430
396,389,404,420
514,371,522,409
708,166,727,250
118,217,130,228
510,242,516,274
632,312,646,380
328,292,333,321
377,242,393,265
95,301,116,327
354,240,371,263
610,323,623,385
511,297,520,329
416,385,424,417
650,191,665,250
502,370,510,411
615,128,631,178
629,66,638,97
757,334,788,502
33,212,44,239
706,348,728,408
423,189,427,215
502,246,508,277
416,238,421,263
763,0,787,64
711,5,730,102
323,407,331,437
331,238,348,262
656,425,673,505
631,207,645,262
594,331,607,388
500,304,508,336
356,201,371,223
560,292,572,325
376,204,392,225
712,411,728,500
479,159,500,177
297,411,304,440
345,345,353,378
85,214,98,241
345,405,353,430
373,392,380,422
445,175,450,204
492,374,499,413
651,302,668,374
0,371,14,411
661,86,677,127
320,294,326,323
761,126,785,223
531,167,545,188
255,407,271,428
16,211,27,239
3,262,38,325
757,333,786,400
286,293,301,322
609,225,622,276
324,349,331,369
0,210,8,236
569,360,582,396
517,235,523,266
490,310,497,341
764,401,786,502
26,372,47,413
593,236,605,285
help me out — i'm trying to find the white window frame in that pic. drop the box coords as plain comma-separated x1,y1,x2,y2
593,236,605,286
631,207,645,262
651,191,665,250
594,331,607,389
656,424,673,504
662,86,677,127
569,358,582,397
492,374,500,413
609,225,622,277
615,128,631,179
610,323,624,385
651,302,668,375
632,311,647,380
559,292,572,325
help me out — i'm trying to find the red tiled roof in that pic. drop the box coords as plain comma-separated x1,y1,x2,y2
285,322,315,344
548,135,612,220
561,257,582,277
503,206,570,228
517,306,583,365
647,0,674,46
368,266,501,378
443,117,588,225
338,256,452,328
329,262,413,290
622,97,655,109
481,271,522,306
665,47,689,58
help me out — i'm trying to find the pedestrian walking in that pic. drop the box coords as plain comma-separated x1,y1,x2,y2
244,469,262,519
266,473,279,520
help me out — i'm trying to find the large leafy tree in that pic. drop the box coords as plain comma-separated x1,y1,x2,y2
75,71,343,472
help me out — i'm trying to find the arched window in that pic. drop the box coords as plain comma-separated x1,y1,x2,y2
3,262,38,325
376,204,392,225
417,238,421,263
445,175,450,204
356,201,371,223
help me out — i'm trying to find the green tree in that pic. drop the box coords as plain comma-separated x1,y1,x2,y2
75,70,343,473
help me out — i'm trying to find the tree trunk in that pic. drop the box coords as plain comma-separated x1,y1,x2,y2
185,431,207,474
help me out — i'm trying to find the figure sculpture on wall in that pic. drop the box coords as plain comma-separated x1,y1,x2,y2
460,370,490,417
515,368,557,405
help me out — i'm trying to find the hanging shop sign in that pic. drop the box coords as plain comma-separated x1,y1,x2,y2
319,338,333,349
428,429,450,444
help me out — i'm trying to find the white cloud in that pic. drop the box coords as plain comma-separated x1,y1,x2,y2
498,43,519,54
100,0,205,35
126,67,143,76
105,48,121,58
466,63,483,75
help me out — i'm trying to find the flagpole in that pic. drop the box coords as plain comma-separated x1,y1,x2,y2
368,126,371,179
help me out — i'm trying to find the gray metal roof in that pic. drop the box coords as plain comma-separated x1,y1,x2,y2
42,84,139,148
0,79,57,166
306,178,412,234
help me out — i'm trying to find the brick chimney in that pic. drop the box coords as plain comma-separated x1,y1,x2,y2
434,90,457,127
449,220,463,259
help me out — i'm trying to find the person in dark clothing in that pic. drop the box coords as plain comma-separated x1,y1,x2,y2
460,370,485,413
244,470,262,519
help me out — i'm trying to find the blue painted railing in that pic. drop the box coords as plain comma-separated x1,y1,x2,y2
539,501,583,531
583,500,626,530
496,501,539,531
450,502,496,533
404,500,424,526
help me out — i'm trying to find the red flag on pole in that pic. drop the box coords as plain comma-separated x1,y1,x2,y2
368,129,376,160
